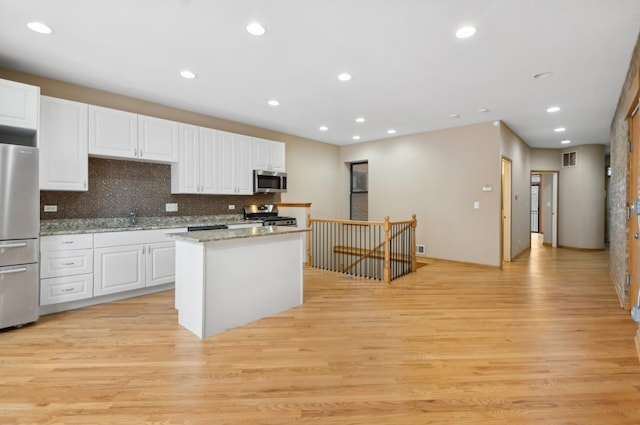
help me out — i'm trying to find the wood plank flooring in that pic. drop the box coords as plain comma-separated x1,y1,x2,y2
1,235,639,424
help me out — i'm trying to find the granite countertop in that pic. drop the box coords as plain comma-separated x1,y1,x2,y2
40,215,262,236
169,225,310,243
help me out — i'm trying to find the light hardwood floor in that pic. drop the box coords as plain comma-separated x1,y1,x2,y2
1,236,639,424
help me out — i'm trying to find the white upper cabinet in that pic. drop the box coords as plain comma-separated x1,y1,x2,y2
88,105,138,159
0,79,39,131
88,105,178,163
253,137,285,172
218,131,253,195
137,114,179,162
171,124,219,194
39,96,89,191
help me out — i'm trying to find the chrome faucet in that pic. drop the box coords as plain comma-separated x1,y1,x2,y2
129,210,136,226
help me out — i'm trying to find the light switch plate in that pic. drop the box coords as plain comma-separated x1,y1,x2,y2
166,203,178,212
44,205,57,212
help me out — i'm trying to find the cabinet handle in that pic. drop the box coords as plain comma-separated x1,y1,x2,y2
84,180,87,189
133,148,137,157
61,262,76,266
60,241,74,245
61,287,75,293
140,149,143,157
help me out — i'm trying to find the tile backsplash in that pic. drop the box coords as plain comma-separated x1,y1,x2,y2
40,158,279,219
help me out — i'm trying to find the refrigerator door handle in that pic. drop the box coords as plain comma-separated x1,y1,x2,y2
0,266,28,275
0,242,28,249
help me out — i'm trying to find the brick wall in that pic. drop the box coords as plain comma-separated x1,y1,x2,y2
609,33,640,306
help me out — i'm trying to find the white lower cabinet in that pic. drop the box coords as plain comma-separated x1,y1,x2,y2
146,242,177,287
93,229,183,297
40,234,94,306
94,244,145,296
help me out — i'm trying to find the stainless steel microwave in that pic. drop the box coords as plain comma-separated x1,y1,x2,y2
253,170,287,193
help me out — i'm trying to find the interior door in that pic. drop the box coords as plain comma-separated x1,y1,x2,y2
628,107,640,310
501,158,512,263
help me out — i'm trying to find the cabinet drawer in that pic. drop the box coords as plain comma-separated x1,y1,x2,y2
41,234,93,251
40,248,93,278
40,274,93,305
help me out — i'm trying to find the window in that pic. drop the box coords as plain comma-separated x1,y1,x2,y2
350,161,368,220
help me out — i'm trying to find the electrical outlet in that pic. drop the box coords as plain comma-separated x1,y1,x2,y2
416,244,425,254
228,205,235,210
165,203,178,212
44,205,57,212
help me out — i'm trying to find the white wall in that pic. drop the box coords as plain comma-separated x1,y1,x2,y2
339,122,503,266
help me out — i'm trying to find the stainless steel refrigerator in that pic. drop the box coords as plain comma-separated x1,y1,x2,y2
0,141,39,329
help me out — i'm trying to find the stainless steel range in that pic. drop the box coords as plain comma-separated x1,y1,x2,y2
243,205,297,227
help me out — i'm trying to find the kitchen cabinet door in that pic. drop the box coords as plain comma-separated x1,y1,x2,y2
88,105,138,160
199,127,219,193
171,125,219,194
145,242,176,287
39,96,89,191
171,124,200,193
137,114,179,163
0,78,39,130
218,131,253,195
94,245,145,296
252,138,285,172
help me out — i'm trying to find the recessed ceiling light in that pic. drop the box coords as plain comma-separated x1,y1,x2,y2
26,22,52,34
246,22,266,36
449,113,460,118
546,106,561,113
337,73,352,82
267,99,279,106
561,139,571,144
478,108,490,113
319,126,328,131
355,117,365,123
387,129,396,134
533,72,553,79
455,26,477,39
352,135,361,140
179,70,196,79
554,127,566,132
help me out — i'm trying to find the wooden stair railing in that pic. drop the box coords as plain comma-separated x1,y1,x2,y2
307,214,417,283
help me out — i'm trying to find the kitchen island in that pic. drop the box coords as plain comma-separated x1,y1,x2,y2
169,226,309,339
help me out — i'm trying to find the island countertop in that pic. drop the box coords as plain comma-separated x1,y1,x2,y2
169,225,310,243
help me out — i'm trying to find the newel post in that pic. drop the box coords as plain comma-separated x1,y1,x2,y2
411,214,417,272
383,216,391,283
306,213,312,267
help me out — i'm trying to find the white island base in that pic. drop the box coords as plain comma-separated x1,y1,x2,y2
173,228,306,339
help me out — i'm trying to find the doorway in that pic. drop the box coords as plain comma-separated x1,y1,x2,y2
530,171,558,248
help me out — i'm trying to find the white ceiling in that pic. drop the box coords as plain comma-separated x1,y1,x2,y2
1,0,639,148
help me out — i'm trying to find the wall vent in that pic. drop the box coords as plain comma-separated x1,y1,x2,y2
562,151,577,167
416,244,425,254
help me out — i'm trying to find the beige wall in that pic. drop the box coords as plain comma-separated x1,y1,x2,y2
339,122,504,267
531,146,606,250
558,144,605,249
279,137,341,219
499,123,532,258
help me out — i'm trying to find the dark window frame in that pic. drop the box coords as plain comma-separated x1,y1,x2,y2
350,161,368,220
